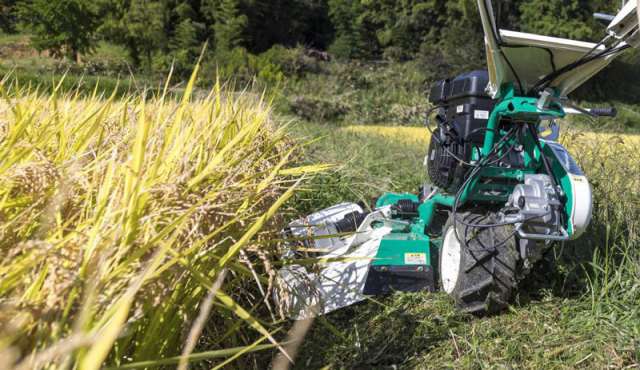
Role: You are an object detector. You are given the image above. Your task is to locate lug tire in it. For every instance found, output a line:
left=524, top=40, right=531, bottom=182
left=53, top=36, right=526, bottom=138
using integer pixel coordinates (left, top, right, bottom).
left=439, top=209, right=519, bottom=315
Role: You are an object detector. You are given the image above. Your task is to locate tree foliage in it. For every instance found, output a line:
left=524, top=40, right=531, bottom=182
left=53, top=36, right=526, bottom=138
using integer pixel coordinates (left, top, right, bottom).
left=16, top=0, right=99, bottom=62
left=208, top=0, right=248, bottom=51
left=0, top=0, right=18, bottom=33
left=519, top=0, right=603, bottom=40
left=3, top=0, right=632, bottom=86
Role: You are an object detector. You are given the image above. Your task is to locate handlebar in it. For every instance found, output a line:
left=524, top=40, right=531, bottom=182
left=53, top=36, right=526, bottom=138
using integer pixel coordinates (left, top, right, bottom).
left=589, top=107, right=617, bottom=117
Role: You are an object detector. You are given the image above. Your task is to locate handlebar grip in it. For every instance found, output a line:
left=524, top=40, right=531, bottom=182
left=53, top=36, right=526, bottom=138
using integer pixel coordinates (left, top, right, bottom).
left=590, top=107, right=617, bottom=117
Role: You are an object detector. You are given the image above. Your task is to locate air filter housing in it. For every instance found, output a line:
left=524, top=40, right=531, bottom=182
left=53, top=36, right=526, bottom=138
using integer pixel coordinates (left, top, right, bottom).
left=429, top=70, right=496, bottom=144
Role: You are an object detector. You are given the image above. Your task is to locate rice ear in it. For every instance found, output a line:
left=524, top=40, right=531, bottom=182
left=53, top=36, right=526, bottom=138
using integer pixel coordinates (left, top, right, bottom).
left=0, top=72, right=325, bottom=367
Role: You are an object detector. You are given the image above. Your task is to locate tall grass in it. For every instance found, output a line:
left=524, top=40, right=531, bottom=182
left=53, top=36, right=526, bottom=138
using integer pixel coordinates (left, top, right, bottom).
left=0, top=67, right=325, bottom=368
left=566, top=132, right=640, bottom=326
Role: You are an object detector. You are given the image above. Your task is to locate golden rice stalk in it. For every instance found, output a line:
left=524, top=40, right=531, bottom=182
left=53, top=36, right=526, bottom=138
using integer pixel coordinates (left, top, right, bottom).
left=0, top=65, right=325, bottom=368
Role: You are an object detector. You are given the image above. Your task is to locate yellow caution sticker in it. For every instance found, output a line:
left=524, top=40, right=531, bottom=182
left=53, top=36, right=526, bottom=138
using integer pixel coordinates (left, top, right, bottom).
left=404, top=253, right=427, bottom=265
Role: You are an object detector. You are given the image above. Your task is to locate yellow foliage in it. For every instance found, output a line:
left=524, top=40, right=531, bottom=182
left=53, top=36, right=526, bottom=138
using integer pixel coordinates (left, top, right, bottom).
left=0, top=71, right=322, bottom=367
left=340, top=125, right=640, bottom=150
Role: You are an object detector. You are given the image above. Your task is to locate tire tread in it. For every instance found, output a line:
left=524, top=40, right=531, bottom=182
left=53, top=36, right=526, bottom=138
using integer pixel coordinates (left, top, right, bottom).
left=439, top=209, right=519, bottom=315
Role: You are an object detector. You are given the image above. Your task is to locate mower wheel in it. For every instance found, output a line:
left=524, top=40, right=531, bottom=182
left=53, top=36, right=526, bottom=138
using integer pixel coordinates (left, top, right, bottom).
left=439, top=210, right=518, bottom=315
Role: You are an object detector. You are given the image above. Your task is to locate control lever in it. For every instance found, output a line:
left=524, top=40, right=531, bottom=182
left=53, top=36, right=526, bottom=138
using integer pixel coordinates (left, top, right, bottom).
left=589, top=106, right=617, bottom=117
left=537, top=89, right=616, bottom=119
left=594, top=12, right=615, bottom=27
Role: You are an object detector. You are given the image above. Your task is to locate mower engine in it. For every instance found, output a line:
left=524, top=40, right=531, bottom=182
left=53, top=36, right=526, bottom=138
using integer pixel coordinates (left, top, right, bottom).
left=427, top=70, right=522, bottom=194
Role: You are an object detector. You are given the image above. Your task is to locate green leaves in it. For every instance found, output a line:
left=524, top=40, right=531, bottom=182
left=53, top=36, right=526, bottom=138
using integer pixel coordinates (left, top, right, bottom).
left=16, top=0, right=99, bottom=62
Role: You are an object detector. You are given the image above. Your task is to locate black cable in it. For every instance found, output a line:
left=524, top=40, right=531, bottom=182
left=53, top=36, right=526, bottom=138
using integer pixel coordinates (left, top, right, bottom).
left=484, top=125, right=522, bottom=166
left=500, top=50, right=525, bottom=95
left=451, top=125, right=519, bottom=229
left=457, top=209, right=551, bottom=229
left=527, top=122, right=566, bottom=230
left=529, top=43, right=630, bottom=95
left=529, top=38, right=610, bottom=95
left=425, top=105, right=515, bottom=168
left=452, top=147, right=552, bottom=230
left=448, top=123, right=546, bottom=250
left=425, top=105, right=478, bottom=167
left=527, top=123, right=558, bottom=189
left=501, top=44, right=557, bottom=73
left=573, top=36, right=609, bottom=66
left=482, top=0, right=525, bottom=95
left=449, top=121, right=564, bottom=251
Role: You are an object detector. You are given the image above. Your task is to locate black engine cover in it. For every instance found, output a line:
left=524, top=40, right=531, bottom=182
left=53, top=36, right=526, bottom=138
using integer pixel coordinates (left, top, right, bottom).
left=426, top=126, right=470, bottom=194
left=429, top=70, right=496, bottom=144
left=426, top=70, right=497, bottom=194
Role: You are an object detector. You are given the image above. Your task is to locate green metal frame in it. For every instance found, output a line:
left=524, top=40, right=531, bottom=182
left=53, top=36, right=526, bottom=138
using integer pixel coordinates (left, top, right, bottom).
left=373, top=84, right=573, bottom=267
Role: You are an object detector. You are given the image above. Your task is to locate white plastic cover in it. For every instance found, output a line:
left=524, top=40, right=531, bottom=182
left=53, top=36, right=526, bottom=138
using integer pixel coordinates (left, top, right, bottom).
left=278, top=204, right=394, bottom=320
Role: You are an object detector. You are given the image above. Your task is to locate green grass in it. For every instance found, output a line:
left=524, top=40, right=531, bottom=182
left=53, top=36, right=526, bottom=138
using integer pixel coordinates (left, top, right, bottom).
left=285, top=120, right=427, bottom=214
left=0, top=33, right=151, bottom=99
left=277, top=119, right=640, bottom=368
left=0, top=33, right=31, bottom=44
left=276, top=59, right=434, bottom=127
left=292, top=290, right=639, bottom=368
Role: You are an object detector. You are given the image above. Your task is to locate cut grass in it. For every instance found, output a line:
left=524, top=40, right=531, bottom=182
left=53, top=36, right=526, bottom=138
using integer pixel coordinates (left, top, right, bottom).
left=282, top=119, right=640, bottom=368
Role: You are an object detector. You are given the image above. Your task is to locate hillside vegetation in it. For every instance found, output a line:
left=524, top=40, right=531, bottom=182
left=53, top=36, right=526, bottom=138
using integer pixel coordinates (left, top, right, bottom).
left=2, top=0, right=640, bottom=103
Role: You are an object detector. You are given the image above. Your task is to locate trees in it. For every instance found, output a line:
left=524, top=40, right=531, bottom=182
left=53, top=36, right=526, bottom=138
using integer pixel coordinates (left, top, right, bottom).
left=16, top=0, right=99, bottom=62
left=326, top=0, right=481, bottom=65
left=210, top=0, right=248, bottom=51
left=327, top=0, right=371, bottom=59
left=10, top=0, right=624, bottom=80
left=98, top=0, right=168, bottom=71
left=0, top=0, right=18, bottom=33
left=124, top=0, right=167, bottom=71
left=519, top=0, right=602, bottom=41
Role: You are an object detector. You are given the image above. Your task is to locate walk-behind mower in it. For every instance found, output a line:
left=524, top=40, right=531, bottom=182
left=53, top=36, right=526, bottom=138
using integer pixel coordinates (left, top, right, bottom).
left=278, top=1, right=640, bottom=318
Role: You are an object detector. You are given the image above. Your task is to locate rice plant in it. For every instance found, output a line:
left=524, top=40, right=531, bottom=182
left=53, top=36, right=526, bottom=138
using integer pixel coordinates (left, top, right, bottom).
left=0, top=66, right=327, bottom=368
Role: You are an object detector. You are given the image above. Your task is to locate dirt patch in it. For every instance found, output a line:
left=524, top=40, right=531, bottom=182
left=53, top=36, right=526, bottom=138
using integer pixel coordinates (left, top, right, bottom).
left=0, top=41, right=40, bottom=59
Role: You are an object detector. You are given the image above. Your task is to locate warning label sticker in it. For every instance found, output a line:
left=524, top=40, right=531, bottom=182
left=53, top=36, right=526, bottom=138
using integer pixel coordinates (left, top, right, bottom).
left=474, top=110, right=490, bottom=119
left=404, top=253, right=427, bottom=265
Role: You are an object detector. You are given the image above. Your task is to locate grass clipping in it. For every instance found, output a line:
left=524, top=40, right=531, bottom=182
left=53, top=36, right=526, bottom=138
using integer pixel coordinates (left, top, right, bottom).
left=0, top=69, right=323, bottom=368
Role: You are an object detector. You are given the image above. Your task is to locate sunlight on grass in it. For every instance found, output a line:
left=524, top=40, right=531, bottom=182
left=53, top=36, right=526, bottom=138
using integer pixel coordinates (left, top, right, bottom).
left=0, top=67, right=326, bottom=368
left=341, top=124, right=640, bottom=148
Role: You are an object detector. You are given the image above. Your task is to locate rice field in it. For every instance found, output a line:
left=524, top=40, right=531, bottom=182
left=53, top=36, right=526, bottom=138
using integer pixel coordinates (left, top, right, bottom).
left=0, top=68, right=328, bottom=368
left=341, top=124, right=640, bottom=149
left=1, top=61, right=639, bottom=368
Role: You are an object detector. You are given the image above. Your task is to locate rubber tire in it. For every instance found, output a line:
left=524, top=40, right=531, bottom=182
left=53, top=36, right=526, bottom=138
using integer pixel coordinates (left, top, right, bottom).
left=439, top=209, right=519, bottom=315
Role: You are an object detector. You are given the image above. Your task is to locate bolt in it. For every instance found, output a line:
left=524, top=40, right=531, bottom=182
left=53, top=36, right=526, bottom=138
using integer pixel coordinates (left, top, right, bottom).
left=518, top=196, right=526, bottom=208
